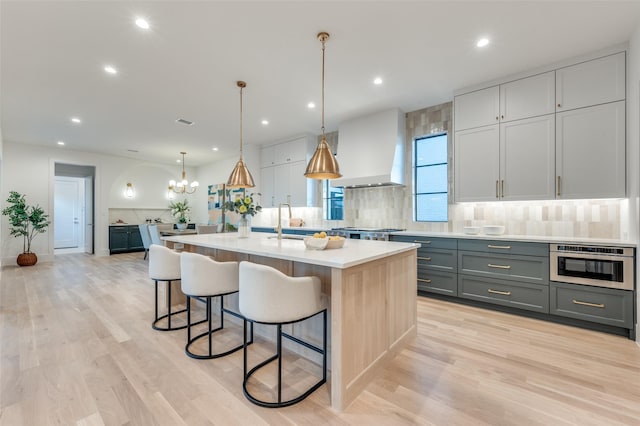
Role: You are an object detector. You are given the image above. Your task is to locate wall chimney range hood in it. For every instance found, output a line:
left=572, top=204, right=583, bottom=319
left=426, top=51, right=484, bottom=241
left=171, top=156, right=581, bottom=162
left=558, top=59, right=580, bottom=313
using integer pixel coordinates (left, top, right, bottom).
left=331, top=108, right=405, bottom=188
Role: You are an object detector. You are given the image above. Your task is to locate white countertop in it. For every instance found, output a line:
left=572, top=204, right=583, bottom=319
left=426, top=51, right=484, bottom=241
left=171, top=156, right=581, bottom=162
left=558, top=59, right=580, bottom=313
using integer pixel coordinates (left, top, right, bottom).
left=390, top=231, right=637, bottom=247
left=162, top=232, right=419, bottom=269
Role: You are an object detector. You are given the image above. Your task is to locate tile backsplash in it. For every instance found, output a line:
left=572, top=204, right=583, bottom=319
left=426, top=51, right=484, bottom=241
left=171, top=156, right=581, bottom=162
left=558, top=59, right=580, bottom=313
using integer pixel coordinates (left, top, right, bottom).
left=342, top=184, right=627, bottom=239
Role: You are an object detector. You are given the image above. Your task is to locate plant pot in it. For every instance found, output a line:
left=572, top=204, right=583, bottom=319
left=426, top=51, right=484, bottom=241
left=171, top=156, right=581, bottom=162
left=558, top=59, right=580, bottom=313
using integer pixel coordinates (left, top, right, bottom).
left=17, top=252, right=37, bottom=267
left=176, top=223, right=187, bottom=230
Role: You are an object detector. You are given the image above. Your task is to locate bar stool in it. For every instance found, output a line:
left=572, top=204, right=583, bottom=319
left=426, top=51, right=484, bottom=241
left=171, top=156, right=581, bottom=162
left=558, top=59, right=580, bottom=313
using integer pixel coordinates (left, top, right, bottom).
left=149, top=244, right=187, bottom=331
left=180, top=252, right=252, bottom=359
left=238, top=261, right=327, bottom=408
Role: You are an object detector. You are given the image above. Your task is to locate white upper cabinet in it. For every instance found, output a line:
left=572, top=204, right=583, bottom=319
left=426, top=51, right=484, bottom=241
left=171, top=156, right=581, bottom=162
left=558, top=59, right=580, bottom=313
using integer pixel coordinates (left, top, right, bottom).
left=454, top=86, right=499, bottom=131
left=556, top=101, right=625, bottom=199
left=499, top=71, right=555, bottom=122
left=259, top=134, right=320, bottom=207
left=454, top=125, right=500, bottom=202
left=260, top=145, right=275, bottom=168
left=556, top=52, right=625, bottom=112
left=500, top=114, right=555, bottom=201
left=274, top=137, right=306, bottom=163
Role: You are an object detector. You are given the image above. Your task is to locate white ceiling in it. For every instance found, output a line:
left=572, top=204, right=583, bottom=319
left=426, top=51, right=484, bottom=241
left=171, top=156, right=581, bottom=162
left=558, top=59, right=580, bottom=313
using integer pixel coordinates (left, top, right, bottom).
left=2, top=1, right=640, bottom=167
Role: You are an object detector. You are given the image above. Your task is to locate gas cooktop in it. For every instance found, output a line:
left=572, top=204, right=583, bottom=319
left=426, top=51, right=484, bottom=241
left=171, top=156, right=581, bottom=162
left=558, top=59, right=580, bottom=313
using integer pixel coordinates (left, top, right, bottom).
left=332, top=227, right=404, bottom=232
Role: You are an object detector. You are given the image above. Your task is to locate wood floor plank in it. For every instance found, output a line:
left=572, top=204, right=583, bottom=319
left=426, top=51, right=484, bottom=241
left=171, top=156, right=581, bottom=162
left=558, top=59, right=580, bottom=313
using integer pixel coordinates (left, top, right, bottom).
left=1, top=252, right=639, bottom=425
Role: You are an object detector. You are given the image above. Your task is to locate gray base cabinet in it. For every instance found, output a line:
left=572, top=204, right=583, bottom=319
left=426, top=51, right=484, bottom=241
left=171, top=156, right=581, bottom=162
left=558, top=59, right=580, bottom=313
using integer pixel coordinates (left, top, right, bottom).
left=459, top=275, right=549, bottom=313
left=109, top=225, right=144, bottom=255
left=550, top=282, right=634, bottom=329
left=391, top=233, right=635, bottom=338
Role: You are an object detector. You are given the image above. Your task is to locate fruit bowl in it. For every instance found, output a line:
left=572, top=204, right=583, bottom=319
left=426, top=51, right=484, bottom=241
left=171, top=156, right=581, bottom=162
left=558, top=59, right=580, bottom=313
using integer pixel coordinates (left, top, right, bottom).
left=483, top=225, right=505, bottom=235
left=303, top=236, right=345, bottom=250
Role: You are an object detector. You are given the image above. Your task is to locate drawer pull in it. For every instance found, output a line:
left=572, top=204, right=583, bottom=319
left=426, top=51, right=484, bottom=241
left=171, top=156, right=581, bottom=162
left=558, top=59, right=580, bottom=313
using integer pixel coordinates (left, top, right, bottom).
left=418, top=257, right=432, bottom=261
left=487, top=244, right=511, bottom=249
left=488, top=289, right=511, bottom=296
left=488, top=263, right=511, bottom=270
left=572, top=299, right=605, bottom=309
left=414, top=240, right=431, bottom=244
left=417, top=278, right=432, bottom=283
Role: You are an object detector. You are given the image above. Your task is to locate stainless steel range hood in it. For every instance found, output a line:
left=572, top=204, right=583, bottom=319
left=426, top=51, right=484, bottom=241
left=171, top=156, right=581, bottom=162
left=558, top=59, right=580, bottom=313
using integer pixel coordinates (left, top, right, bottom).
left=330, top=108, right=405, bottom=188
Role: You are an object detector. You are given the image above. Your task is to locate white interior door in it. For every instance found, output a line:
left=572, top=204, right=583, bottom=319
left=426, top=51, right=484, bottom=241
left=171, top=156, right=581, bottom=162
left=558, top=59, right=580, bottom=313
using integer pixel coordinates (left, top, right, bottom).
left=54, top=177, right=84, bottom=249
left=84, top=176, right=93, bottom=253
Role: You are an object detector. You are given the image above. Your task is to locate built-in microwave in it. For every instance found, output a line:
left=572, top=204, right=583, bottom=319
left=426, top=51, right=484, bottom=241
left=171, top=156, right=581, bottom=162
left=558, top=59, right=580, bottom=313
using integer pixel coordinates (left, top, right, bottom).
left=549, top=244, right=635, bottom=290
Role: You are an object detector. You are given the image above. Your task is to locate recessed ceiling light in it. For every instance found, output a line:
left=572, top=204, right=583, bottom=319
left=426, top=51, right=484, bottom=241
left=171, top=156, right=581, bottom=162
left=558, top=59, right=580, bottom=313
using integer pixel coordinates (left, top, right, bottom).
left=176, top=159, right=181, bottom=163
left=212, top=147, right=219, bottom=151
left=476, top=38, right=490, bottom=48
left=373, top=77, right=383, bottom=85
left=176, top=118, right=194, bottom=126
left=135, top=18, right=150, bottom=29
left=71, top=117, right=81, bottom=123
left=104, top=65, right=117, bottom=74
left=307, top=102, right=316, bottom=109
left=261, top=120, right=269, bottom=125
left=57, top=141, right=65, bottom=146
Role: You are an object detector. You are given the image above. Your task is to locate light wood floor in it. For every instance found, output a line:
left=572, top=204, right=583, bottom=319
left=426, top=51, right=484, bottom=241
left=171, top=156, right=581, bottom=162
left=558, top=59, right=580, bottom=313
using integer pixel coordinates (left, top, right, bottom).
left=1, top=252, right=639, bottom=425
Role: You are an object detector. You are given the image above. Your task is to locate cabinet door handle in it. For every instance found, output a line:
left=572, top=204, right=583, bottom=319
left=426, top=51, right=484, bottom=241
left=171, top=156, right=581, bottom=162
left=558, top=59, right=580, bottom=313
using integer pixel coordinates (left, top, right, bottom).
left=487, top=244, right=511, bottom=249
left=495, top=116, right=499, bottom=121
left=414, top=240, right=431, bottom=244
left=418, top=257, right=432, bottom=261
left=488, top=289, right=511, bottom=296
left=488, top=263, right=511, bottom=270
left=417, top=278, right=432, bottom=283
left=557, top=176, right=561, bottom=196
left=501, top=180, right=504, bottom=198
left=496, top=180, right=499, bottom=198
left=572, top=299, right=605, bottom=309
left=557, top=103, right=561, bottom=108
left=501, top=115, right=504, bottom=119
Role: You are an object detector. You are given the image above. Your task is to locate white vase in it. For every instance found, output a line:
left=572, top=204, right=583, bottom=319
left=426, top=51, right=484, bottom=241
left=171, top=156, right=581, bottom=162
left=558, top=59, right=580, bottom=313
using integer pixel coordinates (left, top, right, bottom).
left=238, top=216, right=250, bottom=238
left=176, top=223, right=187, bottom=230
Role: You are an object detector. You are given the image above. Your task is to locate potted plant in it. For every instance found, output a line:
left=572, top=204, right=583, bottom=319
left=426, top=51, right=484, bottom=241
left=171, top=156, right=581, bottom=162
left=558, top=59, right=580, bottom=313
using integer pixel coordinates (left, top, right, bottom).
left=169, top=199, right=190, bottom=230
left=1, top=191, right=50, bottom=266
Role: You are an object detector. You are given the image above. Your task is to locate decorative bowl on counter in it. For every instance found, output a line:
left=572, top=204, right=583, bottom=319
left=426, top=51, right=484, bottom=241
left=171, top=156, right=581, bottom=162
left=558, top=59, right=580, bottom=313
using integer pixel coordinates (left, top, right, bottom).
left=463, top=226, right=480, bottom=235
left=483, top=225, right=505, bottom=235
left=303, top=236, right=345, bottom=250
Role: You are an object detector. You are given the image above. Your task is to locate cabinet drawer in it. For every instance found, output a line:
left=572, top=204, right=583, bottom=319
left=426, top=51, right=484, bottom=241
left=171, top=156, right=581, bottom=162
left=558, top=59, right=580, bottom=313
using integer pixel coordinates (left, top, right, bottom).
left=458, top=275, right=549, bottom=313
left=550, top=282, right=634, bottom=329
left=417, top=249, right=457, bottom=272
left=417, top=270, right=457, bottom=296
left=390, top=235, right=456, bottom=250
left=459, top=251, right=548, bottom=284
left=458, top=239, right=548, bottom=256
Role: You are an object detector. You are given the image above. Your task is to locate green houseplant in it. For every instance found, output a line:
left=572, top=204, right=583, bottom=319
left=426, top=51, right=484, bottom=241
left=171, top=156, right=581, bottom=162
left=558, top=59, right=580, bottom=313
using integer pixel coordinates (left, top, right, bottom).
left=169, top=199, right=191, bottom=229
left=1, top=191, right=50, bottom=266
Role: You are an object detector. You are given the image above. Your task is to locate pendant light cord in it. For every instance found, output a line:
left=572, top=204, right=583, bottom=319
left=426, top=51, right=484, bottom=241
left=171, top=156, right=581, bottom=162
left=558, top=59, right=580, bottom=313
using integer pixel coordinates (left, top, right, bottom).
left=239, top=84, right=244, bottom=159
left=321, top=36, right=326, bottom=139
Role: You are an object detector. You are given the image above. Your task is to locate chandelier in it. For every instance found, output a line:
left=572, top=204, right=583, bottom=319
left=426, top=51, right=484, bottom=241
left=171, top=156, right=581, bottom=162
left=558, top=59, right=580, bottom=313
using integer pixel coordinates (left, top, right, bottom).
left=168, top=151, right=199, bottom=195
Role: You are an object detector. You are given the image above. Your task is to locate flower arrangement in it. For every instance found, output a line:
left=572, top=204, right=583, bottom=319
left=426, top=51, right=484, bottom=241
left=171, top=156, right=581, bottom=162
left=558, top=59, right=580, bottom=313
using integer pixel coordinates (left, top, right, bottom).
left=168, top=199, right=191, bottom=224
left=224, top=192, right=262, bottom=218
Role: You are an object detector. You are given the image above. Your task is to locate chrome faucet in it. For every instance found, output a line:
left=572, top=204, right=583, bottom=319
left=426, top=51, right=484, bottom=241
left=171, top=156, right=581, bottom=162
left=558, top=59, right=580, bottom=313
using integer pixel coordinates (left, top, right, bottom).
left=276, top=203, right=292, bottom=240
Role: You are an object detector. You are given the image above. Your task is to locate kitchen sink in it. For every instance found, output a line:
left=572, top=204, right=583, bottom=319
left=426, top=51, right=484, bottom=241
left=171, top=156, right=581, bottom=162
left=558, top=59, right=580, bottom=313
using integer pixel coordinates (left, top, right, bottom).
left=266, top=234, right=305, bottom=240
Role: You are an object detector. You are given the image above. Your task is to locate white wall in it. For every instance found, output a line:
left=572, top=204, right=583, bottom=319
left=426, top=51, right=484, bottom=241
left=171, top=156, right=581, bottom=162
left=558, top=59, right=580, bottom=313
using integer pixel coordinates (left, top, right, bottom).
left=628, top=23, right=640, bottom=343
left=1, top=142, right=196, bottom=262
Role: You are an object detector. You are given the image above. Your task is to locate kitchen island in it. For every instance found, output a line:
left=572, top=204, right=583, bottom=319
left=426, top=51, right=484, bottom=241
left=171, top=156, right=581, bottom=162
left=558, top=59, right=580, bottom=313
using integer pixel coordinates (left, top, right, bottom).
left=162, top=232, right=419, bottom=411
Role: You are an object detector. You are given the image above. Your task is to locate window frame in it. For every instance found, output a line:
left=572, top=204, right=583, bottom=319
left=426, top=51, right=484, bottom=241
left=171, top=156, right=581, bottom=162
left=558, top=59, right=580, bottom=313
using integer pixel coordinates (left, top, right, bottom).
left=414, top=132, right=449, bottom=222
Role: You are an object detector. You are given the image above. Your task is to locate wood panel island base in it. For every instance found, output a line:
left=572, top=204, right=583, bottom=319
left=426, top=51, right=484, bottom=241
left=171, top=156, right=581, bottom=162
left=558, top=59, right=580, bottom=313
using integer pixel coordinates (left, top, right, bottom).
left=163, top=232, right=418, bottom=411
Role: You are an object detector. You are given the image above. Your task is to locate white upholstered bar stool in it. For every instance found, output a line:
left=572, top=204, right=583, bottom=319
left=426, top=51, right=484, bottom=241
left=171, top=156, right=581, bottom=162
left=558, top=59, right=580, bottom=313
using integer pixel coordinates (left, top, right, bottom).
left=180, top=252, right=252, bottom=359
left=149, top=244, right=187, bottom=331
left=238, top=261, right=327, bottom=408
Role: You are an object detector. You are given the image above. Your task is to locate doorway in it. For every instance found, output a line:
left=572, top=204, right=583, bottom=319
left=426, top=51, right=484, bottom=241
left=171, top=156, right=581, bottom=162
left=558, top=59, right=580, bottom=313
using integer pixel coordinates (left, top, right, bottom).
left=54, top=163, right=95, bottom=255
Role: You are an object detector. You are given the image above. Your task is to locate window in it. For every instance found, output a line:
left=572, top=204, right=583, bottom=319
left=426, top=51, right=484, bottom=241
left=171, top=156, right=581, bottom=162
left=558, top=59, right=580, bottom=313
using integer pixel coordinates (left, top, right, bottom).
left=414, top=133, right=448, bottom=222
left=324, top=180, right=343, bottom=220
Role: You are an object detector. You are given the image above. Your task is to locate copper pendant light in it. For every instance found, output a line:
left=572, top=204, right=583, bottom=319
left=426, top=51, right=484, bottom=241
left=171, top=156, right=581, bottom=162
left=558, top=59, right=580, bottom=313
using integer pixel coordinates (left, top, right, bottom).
left=227, top=81, right=255, bottom=188
left=305, top=32, right=341, bottom=179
